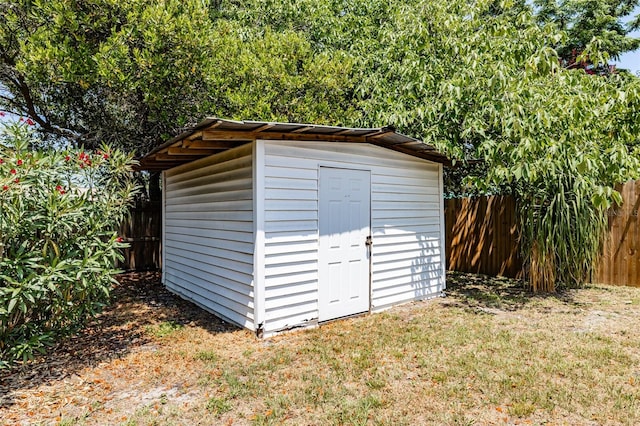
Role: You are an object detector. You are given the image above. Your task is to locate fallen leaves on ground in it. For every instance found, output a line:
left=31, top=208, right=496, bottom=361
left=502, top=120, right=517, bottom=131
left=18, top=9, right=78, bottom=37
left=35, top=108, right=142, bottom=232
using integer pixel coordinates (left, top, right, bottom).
left=1, top=272, right=639, bottom=425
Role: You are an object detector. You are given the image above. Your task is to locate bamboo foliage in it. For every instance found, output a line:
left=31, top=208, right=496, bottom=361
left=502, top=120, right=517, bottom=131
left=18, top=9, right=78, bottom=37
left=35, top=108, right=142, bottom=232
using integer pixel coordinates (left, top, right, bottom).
left=518, top=172, right=611, bottom=292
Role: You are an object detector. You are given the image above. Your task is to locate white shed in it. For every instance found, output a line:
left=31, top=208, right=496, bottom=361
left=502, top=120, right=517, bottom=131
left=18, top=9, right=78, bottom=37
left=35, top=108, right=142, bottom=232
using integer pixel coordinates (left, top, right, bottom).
left=139, top=118, right=449, bottom=337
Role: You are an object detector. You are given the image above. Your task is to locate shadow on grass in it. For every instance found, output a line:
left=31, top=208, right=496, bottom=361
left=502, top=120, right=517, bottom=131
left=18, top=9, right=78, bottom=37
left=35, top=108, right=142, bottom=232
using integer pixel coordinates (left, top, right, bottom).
left=0, top=272, right=239, bottom=409
left=444, top=271, right=581, bottom=313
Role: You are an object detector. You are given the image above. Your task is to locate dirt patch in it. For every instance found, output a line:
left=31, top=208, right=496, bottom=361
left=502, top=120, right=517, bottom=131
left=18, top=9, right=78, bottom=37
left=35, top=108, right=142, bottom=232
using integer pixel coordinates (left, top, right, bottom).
left=0, top=272, right=238, bottom=425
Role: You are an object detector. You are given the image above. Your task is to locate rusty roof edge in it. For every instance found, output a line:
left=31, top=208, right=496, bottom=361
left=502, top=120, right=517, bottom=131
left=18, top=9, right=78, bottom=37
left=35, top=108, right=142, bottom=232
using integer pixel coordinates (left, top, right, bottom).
left=138, top=117, right=223, bottom=160
left=138, top=118, right=449, bottom=164
left=243, top=120, right=392, bottom=134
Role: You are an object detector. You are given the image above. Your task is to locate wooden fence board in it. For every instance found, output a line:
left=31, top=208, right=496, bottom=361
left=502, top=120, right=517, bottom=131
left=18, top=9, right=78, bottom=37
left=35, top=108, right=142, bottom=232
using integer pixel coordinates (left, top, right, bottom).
left=594, top=181, right=640, bottom=287
left=118, top=201, right=162, bottom=271
left=120, top=181, right=640, bottom=283
left=445, top=181, right=640, bottom=287
left=445, top=196, right=522, bottom=278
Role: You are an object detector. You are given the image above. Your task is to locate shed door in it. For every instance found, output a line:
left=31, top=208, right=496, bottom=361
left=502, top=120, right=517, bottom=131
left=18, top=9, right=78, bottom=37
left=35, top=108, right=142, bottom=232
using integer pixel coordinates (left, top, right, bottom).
left=319, top=167, right=371, bottom=321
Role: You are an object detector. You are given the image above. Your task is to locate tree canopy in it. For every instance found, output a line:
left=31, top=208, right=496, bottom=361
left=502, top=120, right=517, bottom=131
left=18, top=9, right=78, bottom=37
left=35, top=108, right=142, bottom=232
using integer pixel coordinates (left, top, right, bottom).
left=0, top=0, right=357, bottom=154
left=1, top=0, right=640, bottom=290
left=1, top=0, right=639, bottom=152
left=534, top=0, right=640, bottom=67
left=356, top=0, right=640, bottom=290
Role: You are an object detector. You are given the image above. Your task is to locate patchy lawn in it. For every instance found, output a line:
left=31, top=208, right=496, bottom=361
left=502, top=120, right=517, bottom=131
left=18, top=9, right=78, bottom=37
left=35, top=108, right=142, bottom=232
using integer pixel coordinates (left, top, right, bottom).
left=2, top=272, right=640, bottom=425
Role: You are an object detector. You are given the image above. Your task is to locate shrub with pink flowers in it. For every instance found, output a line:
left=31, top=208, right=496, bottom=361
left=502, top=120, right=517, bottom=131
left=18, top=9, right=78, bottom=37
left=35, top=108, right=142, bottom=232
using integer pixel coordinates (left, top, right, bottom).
left=0, top=121, right=137, bottom=367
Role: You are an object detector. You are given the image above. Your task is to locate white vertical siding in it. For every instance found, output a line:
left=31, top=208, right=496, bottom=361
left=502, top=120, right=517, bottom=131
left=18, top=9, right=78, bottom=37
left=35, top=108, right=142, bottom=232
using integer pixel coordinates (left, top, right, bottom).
left=163, top=144, right=255, bottom=330
left=261, top=140, right=444, bottom=335
left=262, top=142, right=320, bottom=335
left=253, top=140, right=266, bottom=334
left=161, top=171, right=167, bottom=285
left=370, top=156, right=443, bottom=310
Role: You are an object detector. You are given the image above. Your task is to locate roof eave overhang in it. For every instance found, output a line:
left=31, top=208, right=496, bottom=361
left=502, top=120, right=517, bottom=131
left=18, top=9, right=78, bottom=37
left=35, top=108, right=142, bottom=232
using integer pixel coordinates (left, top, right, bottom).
left=137, top=118, right=450, bottom=171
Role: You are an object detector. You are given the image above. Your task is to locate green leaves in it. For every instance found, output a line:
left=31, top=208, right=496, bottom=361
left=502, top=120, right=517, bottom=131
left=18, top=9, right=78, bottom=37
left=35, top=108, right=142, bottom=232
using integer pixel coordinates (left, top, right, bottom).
left=0, top=122, right=137, bottom=367
left=1, top=0, right=638, bottom=294
left=0, top=0, right=361, bottom=154
left=356, top=0, right=640, bottom=291
left=533, top=0, right=640, bottom=64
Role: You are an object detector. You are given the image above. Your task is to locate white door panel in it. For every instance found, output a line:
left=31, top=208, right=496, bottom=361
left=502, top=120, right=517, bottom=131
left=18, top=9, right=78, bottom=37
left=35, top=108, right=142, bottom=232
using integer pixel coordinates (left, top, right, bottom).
left=319, top=167, right=370, bottom=321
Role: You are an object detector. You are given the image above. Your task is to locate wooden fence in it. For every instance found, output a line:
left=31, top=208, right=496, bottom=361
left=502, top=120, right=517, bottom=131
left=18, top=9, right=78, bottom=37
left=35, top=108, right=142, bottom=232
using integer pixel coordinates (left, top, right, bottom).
left=118, top=201, right=162, bottom=271
left=119, top=182, right=640, bottom=283
left=445, top=196, right=522, bottom=278
left=445, top=180, right=640, bottom=287
left=594, top=181, right=640, bottom=286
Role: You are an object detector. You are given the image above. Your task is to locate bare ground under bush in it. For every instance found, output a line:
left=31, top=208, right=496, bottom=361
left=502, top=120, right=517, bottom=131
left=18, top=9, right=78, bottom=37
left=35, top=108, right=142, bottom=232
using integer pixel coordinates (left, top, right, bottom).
left=1, top=272, right=640, bottom=425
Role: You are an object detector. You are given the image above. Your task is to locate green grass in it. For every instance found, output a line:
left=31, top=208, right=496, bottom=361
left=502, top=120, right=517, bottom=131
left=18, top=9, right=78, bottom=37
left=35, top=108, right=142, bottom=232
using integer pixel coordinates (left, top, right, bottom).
left=192, top=349, right=218, bottom=363
left=205, top=397, right=231, bottom=416
left=145, top=320, right=184, bottom=338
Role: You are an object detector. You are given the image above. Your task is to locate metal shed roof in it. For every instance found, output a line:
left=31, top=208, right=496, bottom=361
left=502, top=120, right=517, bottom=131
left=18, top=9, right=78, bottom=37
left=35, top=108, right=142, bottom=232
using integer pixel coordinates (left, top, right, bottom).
left=138, top=118, right=449, bottom=170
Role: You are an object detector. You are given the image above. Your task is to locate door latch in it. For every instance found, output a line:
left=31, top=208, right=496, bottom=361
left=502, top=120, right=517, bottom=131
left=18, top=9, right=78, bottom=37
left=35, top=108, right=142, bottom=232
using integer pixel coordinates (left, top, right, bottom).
left=365, top=236, right=372, bottom=256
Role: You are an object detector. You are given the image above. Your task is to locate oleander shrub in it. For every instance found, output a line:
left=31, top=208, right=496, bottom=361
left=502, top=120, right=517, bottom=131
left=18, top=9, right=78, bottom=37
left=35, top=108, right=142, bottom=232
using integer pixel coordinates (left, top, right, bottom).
left=0, top=121, right=137, bottom=367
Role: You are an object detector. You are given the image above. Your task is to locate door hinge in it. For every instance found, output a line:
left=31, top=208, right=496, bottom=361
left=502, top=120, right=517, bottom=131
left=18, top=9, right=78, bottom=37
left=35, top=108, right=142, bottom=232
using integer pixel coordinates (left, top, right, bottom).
left=365, top=236, right=372, bottom=256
